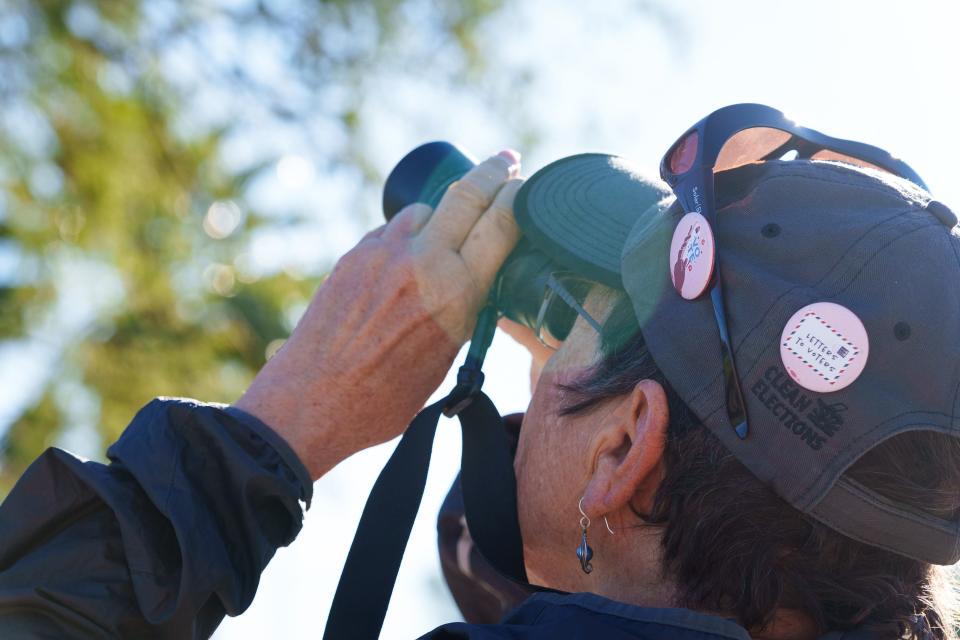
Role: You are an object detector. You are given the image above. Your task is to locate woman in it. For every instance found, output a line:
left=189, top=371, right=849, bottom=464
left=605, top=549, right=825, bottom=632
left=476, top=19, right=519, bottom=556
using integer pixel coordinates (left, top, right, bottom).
left=1, top=147, right=957, bottom=639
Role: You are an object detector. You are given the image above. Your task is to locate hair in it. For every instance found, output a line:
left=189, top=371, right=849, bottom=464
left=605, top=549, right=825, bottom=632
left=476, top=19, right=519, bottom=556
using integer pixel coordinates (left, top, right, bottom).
left=560, top=292, right=960, bottom=639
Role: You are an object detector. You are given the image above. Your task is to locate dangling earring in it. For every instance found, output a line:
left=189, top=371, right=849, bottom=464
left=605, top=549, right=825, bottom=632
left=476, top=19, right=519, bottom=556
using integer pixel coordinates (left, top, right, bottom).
left=576, top=497, right=594, bottom=574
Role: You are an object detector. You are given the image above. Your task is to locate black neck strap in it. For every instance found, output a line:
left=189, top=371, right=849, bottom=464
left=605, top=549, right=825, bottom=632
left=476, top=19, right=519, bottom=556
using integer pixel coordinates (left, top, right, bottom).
left=322, top=383, right=528, bottom=640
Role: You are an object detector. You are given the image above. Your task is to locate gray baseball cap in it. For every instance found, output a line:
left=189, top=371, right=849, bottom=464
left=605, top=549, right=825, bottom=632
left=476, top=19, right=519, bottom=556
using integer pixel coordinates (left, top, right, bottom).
left=515, top=153, right=960, bottom=565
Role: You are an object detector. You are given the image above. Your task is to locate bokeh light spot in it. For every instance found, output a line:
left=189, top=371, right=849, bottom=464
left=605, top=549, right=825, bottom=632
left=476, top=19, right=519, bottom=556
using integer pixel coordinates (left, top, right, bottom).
left=203, top=262, right=237, bottom=297
left=203, top=200, right=243, bottom=239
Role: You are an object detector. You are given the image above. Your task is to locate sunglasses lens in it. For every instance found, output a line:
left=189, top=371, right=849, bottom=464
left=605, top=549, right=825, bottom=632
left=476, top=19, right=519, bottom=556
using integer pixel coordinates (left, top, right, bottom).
left=717, top=129, right=894, bottom=175
left=668, top=131, right=699, bottom=175
left=716, top=127, right=793, bottom=172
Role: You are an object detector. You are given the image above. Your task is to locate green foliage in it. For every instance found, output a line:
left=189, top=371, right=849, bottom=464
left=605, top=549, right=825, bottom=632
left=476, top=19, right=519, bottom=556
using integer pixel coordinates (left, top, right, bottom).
left=0, top=0, right=510, bottom=492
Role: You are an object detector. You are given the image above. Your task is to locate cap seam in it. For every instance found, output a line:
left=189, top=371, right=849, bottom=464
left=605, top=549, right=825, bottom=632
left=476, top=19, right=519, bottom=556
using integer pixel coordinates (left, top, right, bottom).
left=837, top=477, right=959, bottom=533
left=738, top=214, right=939, bottom=393
left=797, top=412, right=958, bottom=508
left=701, top=162, right=932, bottom=392
left=734, top=204, right=926, bottom=376
left=812, top=476, right=960, bottom=564
left=944, top=224, right=960, bottom=429
left=810, top=500, right=954, bottom=565
left=685, top=203, right=926, bottom=410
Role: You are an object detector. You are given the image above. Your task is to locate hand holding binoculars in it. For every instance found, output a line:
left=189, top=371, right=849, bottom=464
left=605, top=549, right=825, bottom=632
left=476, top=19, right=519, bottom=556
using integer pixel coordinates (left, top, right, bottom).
left=383, top=142, right=562, bottom=414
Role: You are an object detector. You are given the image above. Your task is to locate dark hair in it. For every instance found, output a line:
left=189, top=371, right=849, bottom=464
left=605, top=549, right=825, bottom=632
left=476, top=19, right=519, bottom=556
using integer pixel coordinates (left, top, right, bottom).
left=561, top=293, right=960, bottom=639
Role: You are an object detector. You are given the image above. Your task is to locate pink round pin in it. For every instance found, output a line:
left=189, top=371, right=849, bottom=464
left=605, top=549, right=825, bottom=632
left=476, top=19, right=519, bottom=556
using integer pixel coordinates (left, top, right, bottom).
left=779, top=302, right=870, bottom=393
left=669, top=212, right=715, bottom=299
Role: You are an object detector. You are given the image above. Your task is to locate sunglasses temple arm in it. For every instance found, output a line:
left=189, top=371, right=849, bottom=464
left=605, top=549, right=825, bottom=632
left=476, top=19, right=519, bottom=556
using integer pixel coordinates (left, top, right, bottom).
left=760, top=136, right=817, bottom=161
left=710, top=280, right=750, bottom=439
left=548, top=276, right=604, bottom=335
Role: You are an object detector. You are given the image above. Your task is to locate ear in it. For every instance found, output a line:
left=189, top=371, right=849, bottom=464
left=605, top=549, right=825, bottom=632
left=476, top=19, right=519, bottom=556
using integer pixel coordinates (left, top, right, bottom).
left=581, top=379, right=669, bottom=522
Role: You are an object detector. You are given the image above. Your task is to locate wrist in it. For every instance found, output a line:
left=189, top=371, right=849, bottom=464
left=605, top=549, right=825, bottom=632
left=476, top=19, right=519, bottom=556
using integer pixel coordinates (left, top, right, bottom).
left=233, top=374, right=346, bottom=481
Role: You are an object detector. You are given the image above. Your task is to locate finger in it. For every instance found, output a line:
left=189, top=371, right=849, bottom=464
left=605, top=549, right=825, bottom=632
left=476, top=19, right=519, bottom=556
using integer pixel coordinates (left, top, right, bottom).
left=360, top=223, right=387, bottom=242
left=498, top=317, right=554, bottom=356
left=459, top=177, right=523, bottom=290
left=421, top=150, right=521, bottom=248
left=383, top=202, right=433, bottom=240
left=497, top=317, right=539, bottom=350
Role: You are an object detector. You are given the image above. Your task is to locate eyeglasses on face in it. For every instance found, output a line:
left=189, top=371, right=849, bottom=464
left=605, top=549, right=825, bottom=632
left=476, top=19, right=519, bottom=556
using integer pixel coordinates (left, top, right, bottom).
left=534, top=272, right=604, bottom=351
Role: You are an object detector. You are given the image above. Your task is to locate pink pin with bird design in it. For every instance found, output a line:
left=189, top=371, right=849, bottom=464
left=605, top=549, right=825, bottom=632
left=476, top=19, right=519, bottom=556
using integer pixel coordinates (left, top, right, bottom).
left=669, top=212, right=715, bottom=299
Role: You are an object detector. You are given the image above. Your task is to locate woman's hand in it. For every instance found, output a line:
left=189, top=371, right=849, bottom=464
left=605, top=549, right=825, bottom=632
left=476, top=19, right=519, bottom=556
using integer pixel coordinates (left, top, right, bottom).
left=234, top=151, right=524, bottom=480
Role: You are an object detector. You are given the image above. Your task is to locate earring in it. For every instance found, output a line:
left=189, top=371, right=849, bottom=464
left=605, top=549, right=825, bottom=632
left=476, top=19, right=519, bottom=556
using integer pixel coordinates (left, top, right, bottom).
left=576, top=497, right=594, bottom=574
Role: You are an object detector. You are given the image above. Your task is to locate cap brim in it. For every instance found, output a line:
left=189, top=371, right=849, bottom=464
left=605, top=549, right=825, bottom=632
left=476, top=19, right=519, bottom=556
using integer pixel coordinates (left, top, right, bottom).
left=514, top=153, right=671, bottom=289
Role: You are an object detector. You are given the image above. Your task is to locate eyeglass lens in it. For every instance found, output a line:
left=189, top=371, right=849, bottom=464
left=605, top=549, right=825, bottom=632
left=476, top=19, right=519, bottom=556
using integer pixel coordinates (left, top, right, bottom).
left=535, top=275, right=598, bottom=350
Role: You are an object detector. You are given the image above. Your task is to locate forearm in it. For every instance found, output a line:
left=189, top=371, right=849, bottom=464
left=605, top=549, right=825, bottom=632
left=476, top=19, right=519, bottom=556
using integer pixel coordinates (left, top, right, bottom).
left=0, top=398, right=311, bottom=639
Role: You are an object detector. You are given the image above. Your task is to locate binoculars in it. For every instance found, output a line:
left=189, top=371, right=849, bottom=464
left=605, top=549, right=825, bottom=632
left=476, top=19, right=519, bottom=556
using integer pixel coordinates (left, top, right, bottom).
left=383, top=141, right=568, bottom=343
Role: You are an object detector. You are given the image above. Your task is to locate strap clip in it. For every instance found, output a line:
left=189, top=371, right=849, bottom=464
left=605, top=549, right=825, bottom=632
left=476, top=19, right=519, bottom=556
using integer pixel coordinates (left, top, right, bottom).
left=442, top=301, right=497, bottom=417
left=442, top=364, right=485, bottom=417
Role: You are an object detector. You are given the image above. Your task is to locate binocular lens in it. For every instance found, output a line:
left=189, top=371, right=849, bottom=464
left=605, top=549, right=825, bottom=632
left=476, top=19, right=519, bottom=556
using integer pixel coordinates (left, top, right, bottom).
left=382, top=142, right=478, bottom=220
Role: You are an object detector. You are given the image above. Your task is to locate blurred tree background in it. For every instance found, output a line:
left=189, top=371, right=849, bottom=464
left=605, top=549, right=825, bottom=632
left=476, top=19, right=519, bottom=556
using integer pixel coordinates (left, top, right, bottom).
left=0, top=0, right=539, bottom=491
left=4, top=1, right=953, bottom=636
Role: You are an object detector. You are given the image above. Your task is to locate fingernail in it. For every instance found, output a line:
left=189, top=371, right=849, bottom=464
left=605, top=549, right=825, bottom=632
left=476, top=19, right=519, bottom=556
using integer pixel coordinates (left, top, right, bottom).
left=497, top=149, right=522, bottom=170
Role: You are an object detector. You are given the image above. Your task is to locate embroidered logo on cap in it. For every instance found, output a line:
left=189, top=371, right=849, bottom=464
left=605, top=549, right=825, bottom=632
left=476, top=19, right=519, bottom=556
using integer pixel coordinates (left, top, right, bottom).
left=670, top=212, right=715, bottom=299
left=780, top=302, right=869, bottom=393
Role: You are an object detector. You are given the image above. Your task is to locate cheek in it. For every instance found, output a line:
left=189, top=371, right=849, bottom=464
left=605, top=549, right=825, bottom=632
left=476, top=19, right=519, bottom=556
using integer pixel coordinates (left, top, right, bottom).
left=514, top=382, right=553, bottom=496
left=515, top=373, right=589, bottom=580
left=516, top=372, right=572, bottom=488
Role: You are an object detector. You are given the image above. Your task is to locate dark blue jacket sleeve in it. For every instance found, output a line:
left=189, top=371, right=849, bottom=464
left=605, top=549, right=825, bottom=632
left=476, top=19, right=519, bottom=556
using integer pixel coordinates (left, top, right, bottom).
left=0, top=397, right=313, bottom=639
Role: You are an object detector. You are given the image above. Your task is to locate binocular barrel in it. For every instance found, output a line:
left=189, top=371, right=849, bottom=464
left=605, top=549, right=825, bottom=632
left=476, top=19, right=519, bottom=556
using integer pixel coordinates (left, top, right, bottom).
left=382, top=142, right=478, bottom=221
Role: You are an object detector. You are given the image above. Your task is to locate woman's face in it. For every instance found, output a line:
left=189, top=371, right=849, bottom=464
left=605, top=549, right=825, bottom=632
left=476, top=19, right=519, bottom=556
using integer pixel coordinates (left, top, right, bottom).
left=512, top=288, right=620, bottom=589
